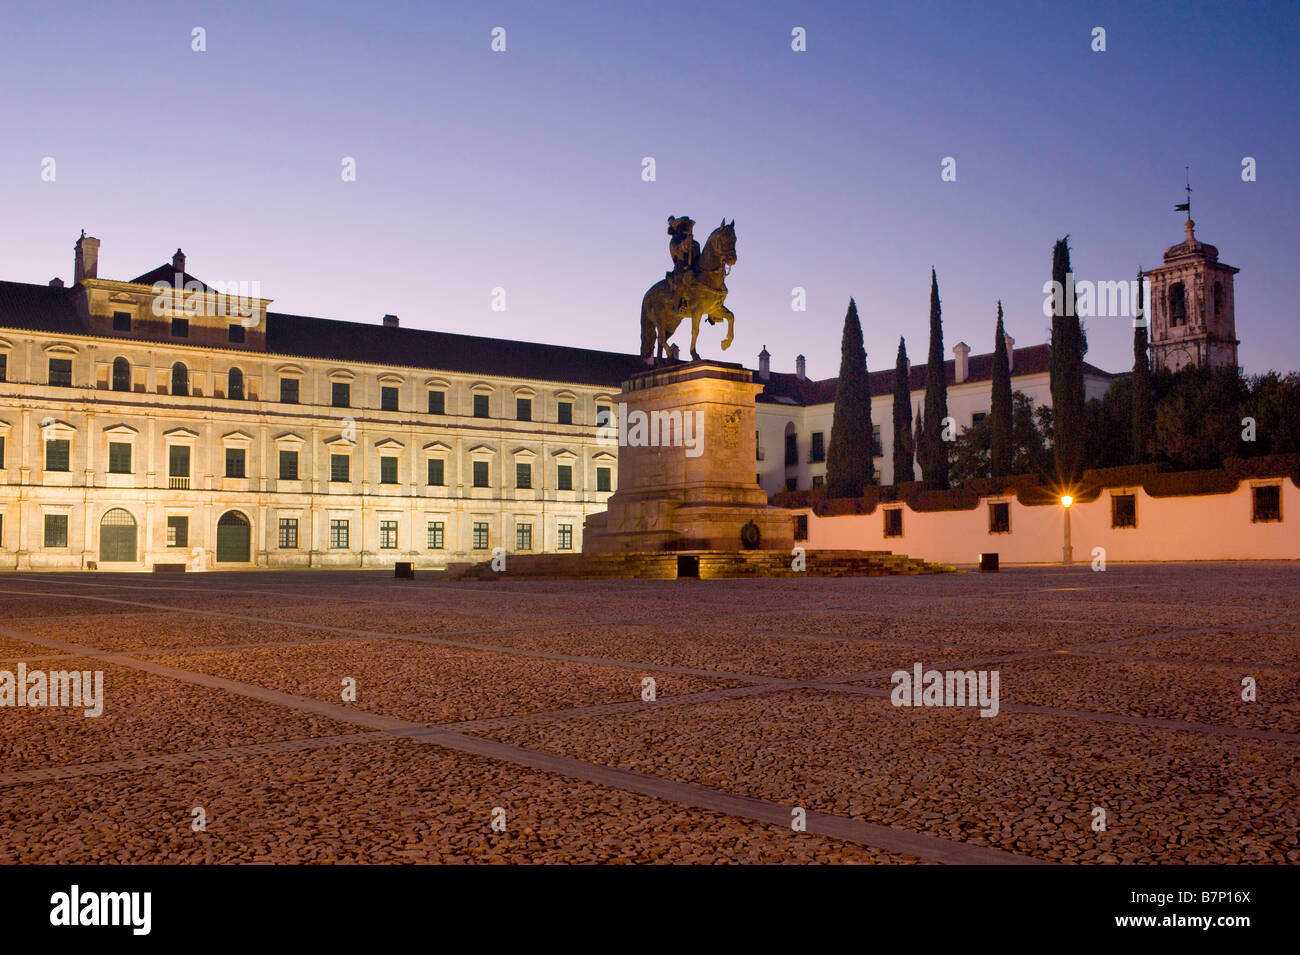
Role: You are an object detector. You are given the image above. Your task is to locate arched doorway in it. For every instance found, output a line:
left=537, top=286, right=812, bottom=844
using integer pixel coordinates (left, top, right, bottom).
left=216, top=510, right=251, bottom=562
left=99, top=508, right=137, bottom=563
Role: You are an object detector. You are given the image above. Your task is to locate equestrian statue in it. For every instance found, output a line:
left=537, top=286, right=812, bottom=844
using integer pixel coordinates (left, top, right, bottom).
left=640, top=216, right=736, bottom=364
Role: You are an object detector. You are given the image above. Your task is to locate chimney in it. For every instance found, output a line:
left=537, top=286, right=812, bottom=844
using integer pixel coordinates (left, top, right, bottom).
left=795, top=354, right=807, bottom=381
left=758, top=345, right=770, bottom=381
left=73, top=232, right=100, bottom=284
left=953, top=342, right=970, bottom=384
left=49, top=277, right=64, bottom=288
left=172, top=248, right=186, bottom=274
left=1003, top=333, right=1015, bottom=372
left=382, top=314, right=399, bottom=328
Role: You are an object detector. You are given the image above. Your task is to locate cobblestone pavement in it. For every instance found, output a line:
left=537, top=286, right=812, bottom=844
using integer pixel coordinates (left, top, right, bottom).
left=1, top=563, right=1296, bottom=864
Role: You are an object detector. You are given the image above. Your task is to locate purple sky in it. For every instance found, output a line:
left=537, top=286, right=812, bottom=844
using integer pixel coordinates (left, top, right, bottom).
left=2, top=0, right=1296, bottom=378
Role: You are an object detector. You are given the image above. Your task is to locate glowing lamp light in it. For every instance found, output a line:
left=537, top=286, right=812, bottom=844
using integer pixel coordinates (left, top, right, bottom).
left=1060, top=495, right=1074, bottom=508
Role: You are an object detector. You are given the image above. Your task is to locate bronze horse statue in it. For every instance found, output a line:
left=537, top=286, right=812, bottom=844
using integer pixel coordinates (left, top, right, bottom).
left=640, top=220, right=736, bottom=363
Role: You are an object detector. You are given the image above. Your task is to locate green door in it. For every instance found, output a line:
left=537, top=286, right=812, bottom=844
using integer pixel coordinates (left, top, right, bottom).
left=99, top=508, right=137, bottom=562
left=216, top=510, right=251, bottom=562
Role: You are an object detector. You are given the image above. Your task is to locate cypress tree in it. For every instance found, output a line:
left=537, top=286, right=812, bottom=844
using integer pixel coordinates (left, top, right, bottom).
left=892, top=337, right=914, bottom=484
left=1131, top=266, right=1154, bottom=463
left=922, top=268, right=949, bottom=486
left=1049, top=238, right=1088, bottom=482
left=990, top=302, right=1013, bottom=476
left=826, top=298, right=875, bottom=497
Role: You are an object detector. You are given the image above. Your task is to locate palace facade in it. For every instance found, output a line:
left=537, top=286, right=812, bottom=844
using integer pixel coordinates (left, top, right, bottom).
left=0, top=237, right=642, bottom=571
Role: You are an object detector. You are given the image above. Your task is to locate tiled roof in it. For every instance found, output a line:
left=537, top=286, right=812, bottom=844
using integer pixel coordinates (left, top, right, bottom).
left=757, top=344, right=1116, bottom=407
left=0, top=280, right=84, bottom=335
left=264, top=311, right=646, bottom=387
left=129, top=265, right=219, bottom=291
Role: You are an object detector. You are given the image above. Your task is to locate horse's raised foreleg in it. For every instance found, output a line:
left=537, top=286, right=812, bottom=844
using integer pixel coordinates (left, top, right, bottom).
left=716, top=304, right=735, bottom=350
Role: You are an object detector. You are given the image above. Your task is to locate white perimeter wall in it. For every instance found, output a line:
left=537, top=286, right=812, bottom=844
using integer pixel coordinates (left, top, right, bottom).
left=801, top=479, right=1300, bottom=564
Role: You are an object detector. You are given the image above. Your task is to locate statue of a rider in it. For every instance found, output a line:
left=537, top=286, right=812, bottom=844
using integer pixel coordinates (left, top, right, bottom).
left=665, top=215, right=698, bottom=312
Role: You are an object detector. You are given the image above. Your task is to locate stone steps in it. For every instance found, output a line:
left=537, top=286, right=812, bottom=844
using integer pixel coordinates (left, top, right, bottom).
left=443, top=549, right=953, bottom=581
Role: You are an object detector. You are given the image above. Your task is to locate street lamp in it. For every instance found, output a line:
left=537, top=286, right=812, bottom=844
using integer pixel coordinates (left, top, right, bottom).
left=1060, top=495, right=1073, bottom=564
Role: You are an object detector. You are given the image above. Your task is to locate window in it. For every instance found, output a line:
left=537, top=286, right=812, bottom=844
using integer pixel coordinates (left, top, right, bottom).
left=516, top=462, right=532, bottom=489
left=228, top=323, right=245, bottom=344
left=884, top=508, right=903, bottom=538
left=972, top=412, right=988, bottom=426
left=427, top=521, right=444, bottom=550
left=0, top=436, right=5, bottom=469
left=473, top=460, right=490, bottom=487
left=785, top=433, right=798, bottom=467
left=785, top=477, right=797, bottom=492
left=112, top=357, right=131, bottom=392
left=428, top=390, right=445, bottom=415
left=473, top=394, right=490, bottom=418
left=43, top=514, right=68, bottom=548
left=988, top=501, right=1010, bottom=534
left=516, top=397, right=532, bottom=421
left=329, top=519, right=350, bottom=548
left=794, top=514, right=809, bottom=541
left=557, top=401, right=573, bottom=425
left=427, top=459, right=445, bottom=486
left=1111, top=493, right=1137, bottom=529
left=871, top=424, right=883, bottom=457
left=166, top=516, right=188, bottom=547
left=596, top=405, right=612, bottom=428
left=472, top=522, right=490, bottom=550
left=810, top=432, right=825, bottom=463
left=596, top=467, right=611, bottom=492
left=332, top=382, right=350, bottom=407
left=171, top=317, right=189, bottom=338
left=811, top=475, right=824, bottom=489
left=1169, top=282, right=1187, bottom=327
left=280, top=377, right=299, bottom=404
left=108, top=442, right=132, bottom=474
left=558, top=524, right=573, bottom=551
left=278, top=518, right=298, bottom=549
left=171, top=362, right=189, bottom=396
left=0, top=354, right=6, bottom=381
left=225, top=447, right=246, bottom=479
left=112, top=311, right=131, bottom=332
left=168, top=445, right=190, bottom=478
left=330, top=453, right=350, bottom=483
left=380, top=456, right=399, bottom=484
left=279, top=450, right=299, bottom=481
left=1253, top=485, right=1282, bottom=523
left=228, top=367, right=244, bottom=400
left=379, top=520, right=398, bottom=549
left=1214, top=281, right=1224, bottom=319
left=557, top=464, right=573, bottom=491
left=381, top=386, right=399, bottom=412
left=49, top=358, right=72, bottom=387
left=45, top=439, right=70, bottom=472
left=516, top=523, right=532, bottom=551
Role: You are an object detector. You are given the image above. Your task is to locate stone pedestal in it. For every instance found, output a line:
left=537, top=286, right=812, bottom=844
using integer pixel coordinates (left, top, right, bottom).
left=583, top=361, right=795, bottom=554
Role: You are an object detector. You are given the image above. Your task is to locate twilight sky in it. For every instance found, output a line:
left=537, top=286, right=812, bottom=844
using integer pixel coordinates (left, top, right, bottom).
left=2, top=0, right=1296, bottom=378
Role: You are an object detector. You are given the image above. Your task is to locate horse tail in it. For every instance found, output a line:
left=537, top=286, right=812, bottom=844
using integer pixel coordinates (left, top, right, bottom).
left=640, top=294, right=655, bottom=361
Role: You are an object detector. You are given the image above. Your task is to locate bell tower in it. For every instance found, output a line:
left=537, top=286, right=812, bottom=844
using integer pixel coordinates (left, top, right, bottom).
left=1145, top=210, right=1240, bottom=373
